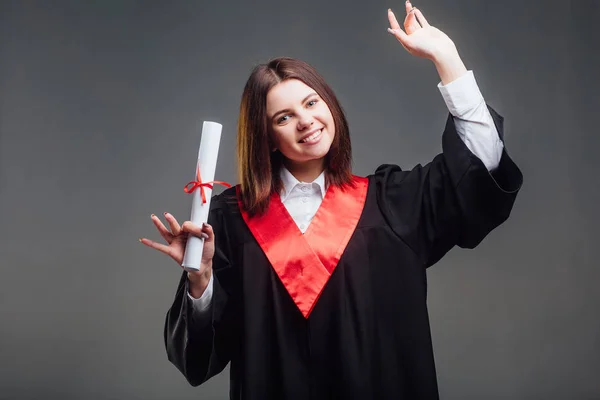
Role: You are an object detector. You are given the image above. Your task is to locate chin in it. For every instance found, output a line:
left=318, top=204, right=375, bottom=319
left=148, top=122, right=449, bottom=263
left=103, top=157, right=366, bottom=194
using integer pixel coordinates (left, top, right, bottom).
left=301, top=146, right=331, bottom=161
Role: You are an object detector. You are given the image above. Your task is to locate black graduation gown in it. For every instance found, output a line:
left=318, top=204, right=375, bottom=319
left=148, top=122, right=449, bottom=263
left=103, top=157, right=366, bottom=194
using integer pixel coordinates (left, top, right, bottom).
left=164, top=108, right=523, bottom=399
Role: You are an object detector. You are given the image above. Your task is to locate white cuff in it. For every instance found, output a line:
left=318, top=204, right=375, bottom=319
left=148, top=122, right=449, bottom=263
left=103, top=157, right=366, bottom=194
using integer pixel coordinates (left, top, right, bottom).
left=186, top=273, right=214, bottom=313
left=437, top=70, right=485, bottom=118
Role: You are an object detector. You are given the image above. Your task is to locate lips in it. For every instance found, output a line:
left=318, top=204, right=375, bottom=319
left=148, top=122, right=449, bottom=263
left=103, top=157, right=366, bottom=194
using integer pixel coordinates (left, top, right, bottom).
left=298, top=129, right=323, bottom=144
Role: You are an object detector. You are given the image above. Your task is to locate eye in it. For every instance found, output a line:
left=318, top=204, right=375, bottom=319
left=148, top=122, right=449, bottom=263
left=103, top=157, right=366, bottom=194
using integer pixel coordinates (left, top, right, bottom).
left=277, top=114, right=290, bottom=124
left=307, top=99, right=318, bottom=107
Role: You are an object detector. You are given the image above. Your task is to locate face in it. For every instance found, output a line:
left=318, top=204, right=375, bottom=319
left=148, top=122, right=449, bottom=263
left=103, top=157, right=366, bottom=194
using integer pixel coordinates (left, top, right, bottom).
left=266, top=79, right=335, bottom=168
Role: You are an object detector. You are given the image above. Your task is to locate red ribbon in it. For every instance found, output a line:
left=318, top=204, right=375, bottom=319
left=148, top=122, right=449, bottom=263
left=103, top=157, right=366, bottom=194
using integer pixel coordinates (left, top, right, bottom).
left=184, top=164, right=232, bottom=203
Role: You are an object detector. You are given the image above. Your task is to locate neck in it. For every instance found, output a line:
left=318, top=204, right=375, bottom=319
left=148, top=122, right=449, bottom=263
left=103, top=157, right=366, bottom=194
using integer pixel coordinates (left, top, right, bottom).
left=284, top=158, right=325, bottom=183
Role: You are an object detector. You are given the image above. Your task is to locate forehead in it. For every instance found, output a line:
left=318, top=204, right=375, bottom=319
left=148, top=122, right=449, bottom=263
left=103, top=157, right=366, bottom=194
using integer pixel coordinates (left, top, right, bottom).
left=266, top=79, right=316, bottom=114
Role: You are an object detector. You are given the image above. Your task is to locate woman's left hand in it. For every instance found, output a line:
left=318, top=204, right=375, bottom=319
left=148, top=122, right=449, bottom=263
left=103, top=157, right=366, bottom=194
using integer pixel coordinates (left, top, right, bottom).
left=387, top=1, right=456, bottom=62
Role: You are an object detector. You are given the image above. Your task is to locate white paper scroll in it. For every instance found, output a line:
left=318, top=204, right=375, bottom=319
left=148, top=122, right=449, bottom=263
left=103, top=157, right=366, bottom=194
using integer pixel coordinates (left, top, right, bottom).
left=182, top=121, right=223, bottom=272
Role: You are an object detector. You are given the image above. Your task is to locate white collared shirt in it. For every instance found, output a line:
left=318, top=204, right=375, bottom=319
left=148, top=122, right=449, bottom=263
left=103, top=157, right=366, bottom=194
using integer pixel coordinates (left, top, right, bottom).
left=187, top=70, right=504, bottom=312
left=279, top=167, right=327, bottom=234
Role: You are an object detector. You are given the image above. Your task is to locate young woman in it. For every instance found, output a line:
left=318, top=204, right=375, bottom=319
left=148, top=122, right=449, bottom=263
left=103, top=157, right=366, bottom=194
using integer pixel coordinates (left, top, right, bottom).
left=140, top=3, right=523, bottom=399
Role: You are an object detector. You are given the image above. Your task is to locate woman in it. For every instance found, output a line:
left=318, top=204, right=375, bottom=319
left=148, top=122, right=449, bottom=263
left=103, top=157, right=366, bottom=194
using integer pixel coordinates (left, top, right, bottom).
left=140, top=3, right=522, bottom=399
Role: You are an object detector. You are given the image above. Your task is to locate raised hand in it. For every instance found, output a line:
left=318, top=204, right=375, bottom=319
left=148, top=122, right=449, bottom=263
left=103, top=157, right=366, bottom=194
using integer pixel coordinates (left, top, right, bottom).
left=140, top=212, right=214, bottom=294
left=387, top=1, right=467, bottom=85
left=387, top=1, right=456, bottom=61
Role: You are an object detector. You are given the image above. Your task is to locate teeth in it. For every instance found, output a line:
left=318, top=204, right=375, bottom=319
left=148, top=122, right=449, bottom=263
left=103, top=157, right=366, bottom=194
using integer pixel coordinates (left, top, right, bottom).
left=301, top=130, right=321, bottom=143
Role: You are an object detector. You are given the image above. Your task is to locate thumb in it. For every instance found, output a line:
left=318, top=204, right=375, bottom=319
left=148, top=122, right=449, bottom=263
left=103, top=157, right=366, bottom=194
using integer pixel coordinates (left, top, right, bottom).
left=388, top=28, right=412, bottom=51
left=181, top=221, right=207, bottom=239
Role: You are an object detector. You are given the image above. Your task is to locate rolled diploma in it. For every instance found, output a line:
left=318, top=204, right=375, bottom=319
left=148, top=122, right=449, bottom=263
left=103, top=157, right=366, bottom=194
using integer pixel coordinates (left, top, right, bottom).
left=182, top=121, right=222, bottom=272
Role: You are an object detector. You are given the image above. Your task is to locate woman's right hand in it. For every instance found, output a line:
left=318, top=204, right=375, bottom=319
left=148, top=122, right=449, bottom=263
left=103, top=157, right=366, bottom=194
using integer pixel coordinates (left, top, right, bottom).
left=140, top=212, right=214, bottom=295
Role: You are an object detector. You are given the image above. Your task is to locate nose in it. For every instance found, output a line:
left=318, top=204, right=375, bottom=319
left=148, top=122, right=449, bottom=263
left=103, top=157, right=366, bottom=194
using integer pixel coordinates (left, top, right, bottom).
left=296, top=111, right=314, bottom=131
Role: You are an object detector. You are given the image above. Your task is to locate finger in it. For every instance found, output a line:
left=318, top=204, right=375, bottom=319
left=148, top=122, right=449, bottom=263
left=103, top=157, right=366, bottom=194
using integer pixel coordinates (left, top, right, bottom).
left=139, top=237, right=174, bottom=257
left=163, top=212, right=182, bottom=235
left=413, top=8, right=430, bottom=27
left=151, top=214, right=174, bottom=244
left=401, top=1, right=421, bottom=34
left=181, top=221, right=207, bottom=239
left=387, top=9, right=401, bottom=31
left=387, top=27, right=411, bottom=51
left=201, top=223, right=215, bottom=243
left=404, top=10, right=420, bottom=33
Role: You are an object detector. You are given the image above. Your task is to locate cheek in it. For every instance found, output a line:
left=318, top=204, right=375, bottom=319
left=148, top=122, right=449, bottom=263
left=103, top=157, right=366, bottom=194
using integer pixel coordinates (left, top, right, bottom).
left=272, top=127, right=295, bottom=149
left=324, top=112, right=335, bottom=138
left=320, top=106, right=335, bottom=131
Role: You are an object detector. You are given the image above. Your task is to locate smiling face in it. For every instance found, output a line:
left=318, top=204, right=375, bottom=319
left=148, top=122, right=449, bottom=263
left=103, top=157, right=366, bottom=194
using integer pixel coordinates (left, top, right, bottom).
left=266, top=79, right=335, bottom=173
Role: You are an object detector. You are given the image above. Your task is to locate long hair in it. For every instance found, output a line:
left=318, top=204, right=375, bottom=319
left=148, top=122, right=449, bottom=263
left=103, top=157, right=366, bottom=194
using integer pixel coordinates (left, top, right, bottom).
left=237, top=57, right=353, bottom=216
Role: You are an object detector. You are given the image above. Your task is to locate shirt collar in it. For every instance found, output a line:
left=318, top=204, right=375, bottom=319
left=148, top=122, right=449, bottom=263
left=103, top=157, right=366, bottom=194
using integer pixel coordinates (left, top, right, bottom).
left=279, top=166, right=327, bottom=202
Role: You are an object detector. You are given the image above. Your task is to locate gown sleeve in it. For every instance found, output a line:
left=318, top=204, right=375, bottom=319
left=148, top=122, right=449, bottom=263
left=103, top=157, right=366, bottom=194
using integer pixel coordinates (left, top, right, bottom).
left=374, top=106, right=523, bottom=268
left=163, top=194, right=241, bottom=386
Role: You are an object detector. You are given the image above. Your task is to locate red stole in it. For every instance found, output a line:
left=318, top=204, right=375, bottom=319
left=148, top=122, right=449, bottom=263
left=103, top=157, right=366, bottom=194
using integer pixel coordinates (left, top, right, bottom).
left=238, top=176, right=369, bottom=318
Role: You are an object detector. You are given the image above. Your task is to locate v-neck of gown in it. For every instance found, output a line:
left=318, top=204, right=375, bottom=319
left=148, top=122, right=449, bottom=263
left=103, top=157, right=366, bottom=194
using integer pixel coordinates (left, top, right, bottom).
left=238, top=176, right=369, bottom=318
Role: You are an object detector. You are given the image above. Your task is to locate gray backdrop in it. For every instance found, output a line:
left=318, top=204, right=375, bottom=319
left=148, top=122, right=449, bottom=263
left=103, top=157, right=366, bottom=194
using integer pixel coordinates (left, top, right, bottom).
left=1, top=0, right=598, bottom=399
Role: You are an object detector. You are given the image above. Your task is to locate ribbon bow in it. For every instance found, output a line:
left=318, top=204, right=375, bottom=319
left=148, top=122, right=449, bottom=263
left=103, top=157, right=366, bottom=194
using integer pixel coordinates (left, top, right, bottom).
left=184, top=164, right=232, bottom=203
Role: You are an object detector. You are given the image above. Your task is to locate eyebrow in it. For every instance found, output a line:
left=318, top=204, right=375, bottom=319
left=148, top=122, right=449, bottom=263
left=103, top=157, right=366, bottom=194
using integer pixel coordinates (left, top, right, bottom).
left=270, top=92, right=318, bottom=120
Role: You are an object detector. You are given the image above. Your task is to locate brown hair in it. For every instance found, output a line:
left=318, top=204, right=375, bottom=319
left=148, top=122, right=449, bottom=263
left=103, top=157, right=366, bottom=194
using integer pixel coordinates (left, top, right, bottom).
left=236, top=57, right=353, bottom=216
